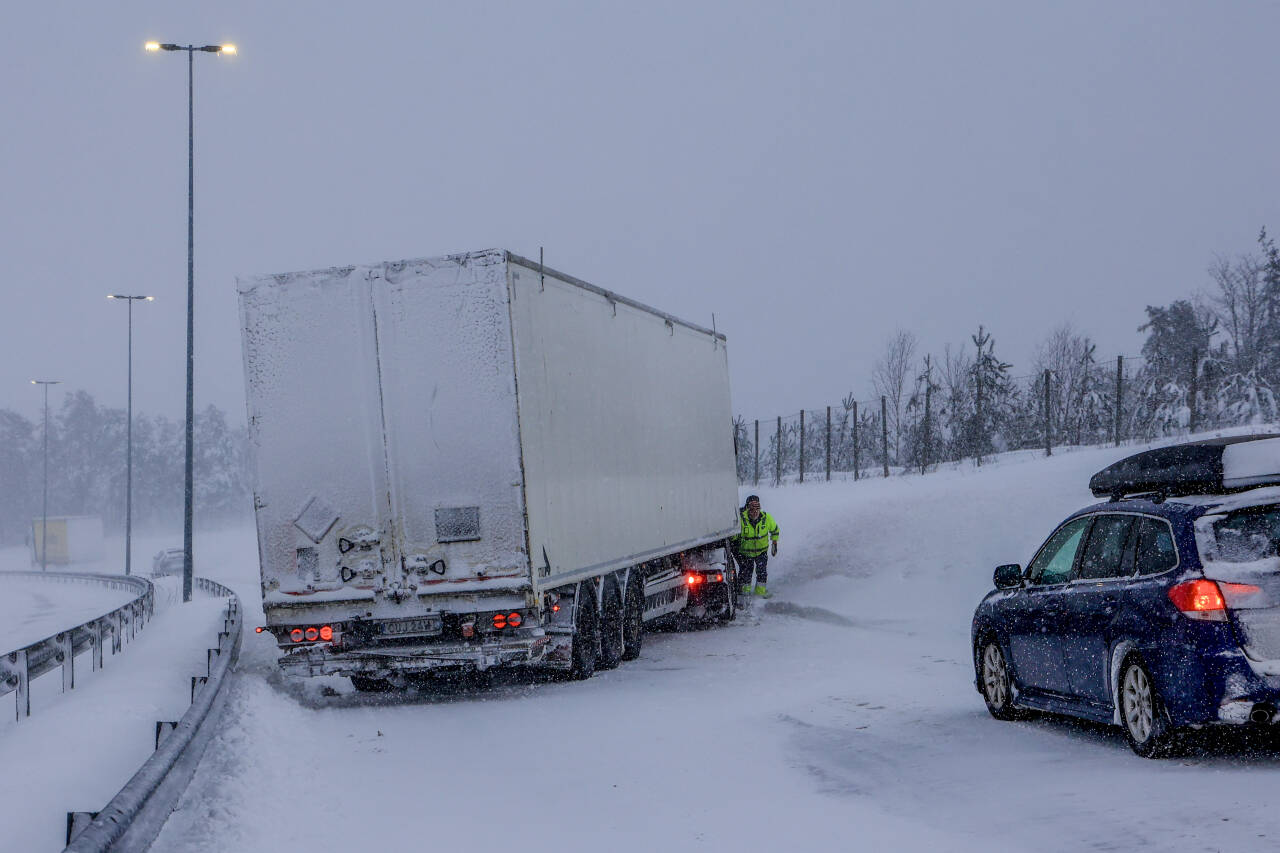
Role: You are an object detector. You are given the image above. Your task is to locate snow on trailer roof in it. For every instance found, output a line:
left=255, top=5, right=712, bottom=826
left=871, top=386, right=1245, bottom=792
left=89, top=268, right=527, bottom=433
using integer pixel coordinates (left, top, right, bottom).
left=237, top=249, right=727, bottom=343
left=1089, top=434, right=1280, bottom=499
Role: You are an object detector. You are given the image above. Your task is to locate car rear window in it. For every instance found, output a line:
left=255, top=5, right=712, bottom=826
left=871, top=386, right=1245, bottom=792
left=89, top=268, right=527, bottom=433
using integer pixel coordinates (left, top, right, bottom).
left=1209, top=505, right=1280, bottom=563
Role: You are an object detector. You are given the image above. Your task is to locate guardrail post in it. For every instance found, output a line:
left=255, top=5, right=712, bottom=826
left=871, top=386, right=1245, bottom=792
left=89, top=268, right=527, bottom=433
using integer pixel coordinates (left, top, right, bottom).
left=191, top=675, right=208, bottom=703
left=58, top=632, right=74, bottom=692
left=155, top=720, right=178, bottom=749
left=67, top=811, right=99, bottom=845
left=112, top=613, right=123, bottom=655
left=91, top=621, right=105, bottom=671
left=207, top=647, right=221, bottom=676
left=13, top=650, right=29, bottom=720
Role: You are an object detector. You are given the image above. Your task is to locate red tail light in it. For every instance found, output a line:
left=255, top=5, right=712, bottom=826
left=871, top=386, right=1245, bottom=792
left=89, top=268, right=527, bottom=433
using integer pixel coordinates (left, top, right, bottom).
left=685, top=573, right=704, bottom=586
left=319, top=625, right=333, bottom=641
left=1168, top=579, right=1240, bottom=621
left=290, top=628, right=304, bottom=643
left=715, top=573, right=724, bottom=582
left=508, top=612, right=523, bottom=627
left=493, top=613, right=507, bottom=629
left=304, top=627, right=319, bottom=641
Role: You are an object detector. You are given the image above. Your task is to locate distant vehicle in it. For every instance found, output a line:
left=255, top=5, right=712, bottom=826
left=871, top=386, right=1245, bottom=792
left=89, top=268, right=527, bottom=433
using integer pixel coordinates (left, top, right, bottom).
left=30, top=516, right=105, bottom=565
left=972, top=434, right=1280, bottom=757
left=239, top=249, right=741, bottom=690
left=152, top=548, right=185, bottom=577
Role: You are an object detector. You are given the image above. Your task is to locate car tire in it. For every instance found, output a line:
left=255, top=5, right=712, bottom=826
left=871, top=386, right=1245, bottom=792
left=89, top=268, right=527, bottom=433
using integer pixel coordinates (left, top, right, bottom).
left=978, top=639, right=1019, bottom=721
left=1118, top=654, right=1175, bottom=758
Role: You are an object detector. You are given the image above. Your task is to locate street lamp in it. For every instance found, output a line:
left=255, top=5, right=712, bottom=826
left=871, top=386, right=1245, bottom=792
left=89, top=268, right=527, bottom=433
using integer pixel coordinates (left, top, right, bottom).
left=107, top=294, right=154, bottom=576
left=145, top=40, right=235, bottom=602
left=30, top=380, right=61, bottom=571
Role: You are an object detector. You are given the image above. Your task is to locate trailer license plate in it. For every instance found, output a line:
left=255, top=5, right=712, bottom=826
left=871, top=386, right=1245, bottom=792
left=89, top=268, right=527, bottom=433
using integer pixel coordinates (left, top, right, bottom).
left=381, top=617, right=442, bottom=636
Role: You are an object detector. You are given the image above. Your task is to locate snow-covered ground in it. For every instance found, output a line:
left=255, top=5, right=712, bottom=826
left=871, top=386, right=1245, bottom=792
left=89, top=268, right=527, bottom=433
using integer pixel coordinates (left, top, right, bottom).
left=0, top=533, right=239, bottom=853
left=131, top=436, right=1280, bottom=853
left=11, top=437, right=1280, bottom=852
left=0, top=575, right=136, bottom=653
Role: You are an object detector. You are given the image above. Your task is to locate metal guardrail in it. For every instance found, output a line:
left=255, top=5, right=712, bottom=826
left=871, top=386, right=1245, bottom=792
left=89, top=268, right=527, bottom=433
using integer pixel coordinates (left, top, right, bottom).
left=64, top=577, right=242, bottom=853
left=0, top=571, right=155, bottom=721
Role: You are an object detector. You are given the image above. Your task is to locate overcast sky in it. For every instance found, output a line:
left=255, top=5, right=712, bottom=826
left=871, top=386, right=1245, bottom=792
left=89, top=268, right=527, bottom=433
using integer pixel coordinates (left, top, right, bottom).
left=3, top=1, right=1278, bottom=427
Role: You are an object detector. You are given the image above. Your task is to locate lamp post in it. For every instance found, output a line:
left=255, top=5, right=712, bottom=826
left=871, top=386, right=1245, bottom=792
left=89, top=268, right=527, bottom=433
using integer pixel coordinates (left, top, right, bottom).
left=107, top=294, right=153, bottom=576
left=145, top=40, right=235, bottom=602
left=30, top=380, right=61, bottom=571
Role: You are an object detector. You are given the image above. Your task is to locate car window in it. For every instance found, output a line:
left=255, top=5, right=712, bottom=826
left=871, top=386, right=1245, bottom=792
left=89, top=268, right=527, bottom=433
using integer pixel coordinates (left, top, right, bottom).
left=1134, top=518, right=1178, bottom=576
left=1209, top=505, right=1280, bottom=563
left=1078, top=515, right=1136, bottom=580
left=1027, top=517, right=1090, bottom=585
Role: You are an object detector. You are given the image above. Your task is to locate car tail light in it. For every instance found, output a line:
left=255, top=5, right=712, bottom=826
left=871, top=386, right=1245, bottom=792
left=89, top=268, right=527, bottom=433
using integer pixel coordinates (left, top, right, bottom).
left=1168, top=579, right=1243, bottom=621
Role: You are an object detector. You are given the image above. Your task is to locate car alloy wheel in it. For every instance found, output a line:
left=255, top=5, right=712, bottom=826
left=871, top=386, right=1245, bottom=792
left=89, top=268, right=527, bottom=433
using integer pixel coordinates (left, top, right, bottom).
left=1119, top=656, right=1174, bottom=758
left=979, top=640, right=1017, bottom=720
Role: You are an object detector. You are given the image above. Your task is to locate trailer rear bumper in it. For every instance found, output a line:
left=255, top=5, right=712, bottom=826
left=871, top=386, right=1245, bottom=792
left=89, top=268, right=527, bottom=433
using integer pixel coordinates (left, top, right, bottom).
left=278, top=631, right=553, bottom=677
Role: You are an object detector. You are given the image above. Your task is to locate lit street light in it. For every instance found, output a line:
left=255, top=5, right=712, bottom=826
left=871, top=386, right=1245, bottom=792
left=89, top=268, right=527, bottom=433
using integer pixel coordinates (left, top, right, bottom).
left=107, top=294, right=153, bottom=576
left=145, top=39, right=235, bottom=602
left=30, top=380, right=61, bottom=571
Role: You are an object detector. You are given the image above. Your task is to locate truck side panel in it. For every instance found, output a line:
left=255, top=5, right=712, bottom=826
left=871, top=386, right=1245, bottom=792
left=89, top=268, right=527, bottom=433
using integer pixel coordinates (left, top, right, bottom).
left=506, top=258, right=740, bottom=594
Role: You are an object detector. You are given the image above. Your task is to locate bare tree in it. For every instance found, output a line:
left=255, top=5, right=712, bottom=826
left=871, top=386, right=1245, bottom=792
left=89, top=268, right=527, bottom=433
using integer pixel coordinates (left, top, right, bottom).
left=1032, top=323, right=1096, bottom=444
left=872, top=329, right=917, bottom=463
left=1209, top=253, right=1267, bottom=375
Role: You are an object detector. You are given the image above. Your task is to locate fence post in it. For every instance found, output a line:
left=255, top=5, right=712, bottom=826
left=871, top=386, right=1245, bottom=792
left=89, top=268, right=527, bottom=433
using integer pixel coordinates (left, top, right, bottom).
left=753, top=419, right=759, bottom=487
left=825, top=406, right=832, bottom=481
left=775, top=416, right=782, bottom=487
left=799, top=410, right=806, bottom=483
left=1114, top=355, right=1123, bottom=447
left=1044, top=368, right=1052, bottom=457
left=881, top=396, right=890, bottom=478
left=1189, top=347, right=1199, bottom=434
left=922, top=356, right=933, bottom=475
left=852, top=401, right=860, bottom=480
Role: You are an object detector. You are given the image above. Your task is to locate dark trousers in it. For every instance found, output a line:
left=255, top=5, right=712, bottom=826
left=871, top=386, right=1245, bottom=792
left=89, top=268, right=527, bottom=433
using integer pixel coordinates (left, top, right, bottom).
left=735, top=553, right=768, bottom=585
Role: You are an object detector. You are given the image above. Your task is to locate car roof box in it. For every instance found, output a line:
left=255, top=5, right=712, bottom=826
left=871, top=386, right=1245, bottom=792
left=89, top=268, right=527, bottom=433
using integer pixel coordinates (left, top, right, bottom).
left=1089, top=434, right=1280, bottom=499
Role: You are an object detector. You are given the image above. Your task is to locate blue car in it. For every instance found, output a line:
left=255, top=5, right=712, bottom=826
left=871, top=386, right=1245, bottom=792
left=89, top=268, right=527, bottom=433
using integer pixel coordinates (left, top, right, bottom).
left=971, top=435, right=1280, bottom=757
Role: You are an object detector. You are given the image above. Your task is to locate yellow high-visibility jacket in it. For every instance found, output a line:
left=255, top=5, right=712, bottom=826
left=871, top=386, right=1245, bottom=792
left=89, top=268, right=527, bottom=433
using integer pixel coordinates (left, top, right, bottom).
left=735, top=510, right=779, bottom=558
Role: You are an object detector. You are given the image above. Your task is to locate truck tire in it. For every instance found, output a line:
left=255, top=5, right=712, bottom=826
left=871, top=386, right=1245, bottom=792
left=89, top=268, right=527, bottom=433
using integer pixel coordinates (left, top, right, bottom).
left=569, top=585, right=599, bottom=680
left=719, top=566, right=737, bottom=622
left=621, top=575, right=644, bottom=661
left=598, top=579, right=625, bottom=670
left=350, top=675, right=395, bottom=693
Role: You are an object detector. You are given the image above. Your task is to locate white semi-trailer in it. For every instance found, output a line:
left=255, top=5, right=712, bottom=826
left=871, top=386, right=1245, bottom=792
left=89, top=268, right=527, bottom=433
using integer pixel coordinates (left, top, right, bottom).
left=240, top=249, right=740, bottom=689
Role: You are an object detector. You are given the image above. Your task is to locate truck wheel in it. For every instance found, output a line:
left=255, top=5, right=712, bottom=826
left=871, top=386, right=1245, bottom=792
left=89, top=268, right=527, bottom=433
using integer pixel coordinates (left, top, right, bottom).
left=569, top=586, right=599, bottom=680
left=719, top=567, right=737, bottom=622
left=621, top=575, right=644, bottom=661
left=598, top=580, right=625, bottom=670
left=350, top=675, right=395, bottom=693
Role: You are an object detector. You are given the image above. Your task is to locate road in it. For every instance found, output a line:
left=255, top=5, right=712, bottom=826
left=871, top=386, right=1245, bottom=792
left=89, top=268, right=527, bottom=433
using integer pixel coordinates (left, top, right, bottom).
left=152, top=444, right=1280, bottom=853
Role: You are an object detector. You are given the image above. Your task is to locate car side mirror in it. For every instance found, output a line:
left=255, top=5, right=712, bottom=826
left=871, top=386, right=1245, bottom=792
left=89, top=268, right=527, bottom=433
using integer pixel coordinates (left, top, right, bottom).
left=993, top=564, right=1023, bottom=590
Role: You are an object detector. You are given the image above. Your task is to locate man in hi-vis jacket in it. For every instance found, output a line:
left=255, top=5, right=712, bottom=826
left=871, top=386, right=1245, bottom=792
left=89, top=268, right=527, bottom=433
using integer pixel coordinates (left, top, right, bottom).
left=733, top=495, right=779, bottom=598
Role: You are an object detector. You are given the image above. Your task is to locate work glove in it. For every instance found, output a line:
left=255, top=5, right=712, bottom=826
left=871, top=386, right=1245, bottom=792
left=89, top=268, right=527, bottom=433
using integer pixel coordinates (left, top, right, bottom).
left=771, top=542, right=778, bottom=557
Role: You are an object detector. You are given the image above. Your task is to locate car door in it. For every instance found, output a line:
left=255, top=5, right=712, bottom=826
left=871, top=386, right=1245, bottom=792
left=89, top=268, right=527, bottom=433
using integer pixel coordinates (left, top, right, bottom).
left=1004, top=516, right=1090, bottom=696
left=1062, top=514, right=1137, bottom=706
